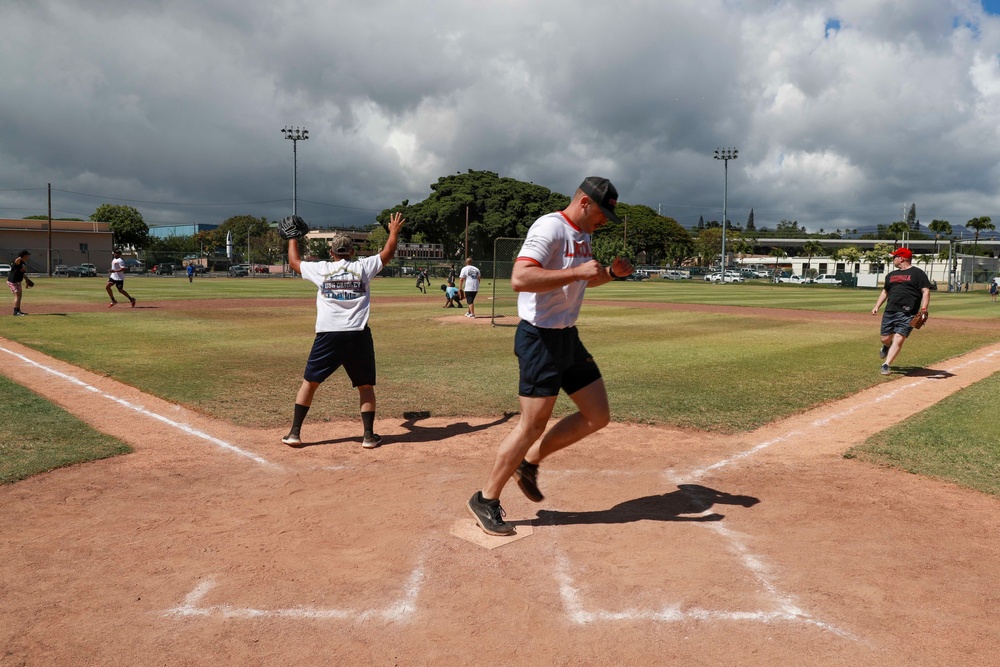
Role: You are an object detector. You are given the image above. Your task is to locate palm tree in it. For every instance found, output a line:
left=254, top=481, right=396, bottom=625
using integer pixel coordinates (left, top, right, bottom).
left=801, top=240, right=824, bottom=277
left=967, top=216, right=995, bottom=258
left=927, top=219, right=952, bottom=282
left=770, top=246, right=787, bottom=280
left=886, top=221, right=910, bottom=244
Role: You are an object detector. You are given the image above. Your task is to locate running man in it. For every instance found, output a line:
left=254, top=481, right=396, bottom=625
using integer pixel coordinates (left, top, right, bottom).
left=282, top=212, right=404, bottom=448
left=106, top=251, right=137, bottom=308
left=467, top=177, right=633, bottom=535
left=872, top=247, right=931, bottom=375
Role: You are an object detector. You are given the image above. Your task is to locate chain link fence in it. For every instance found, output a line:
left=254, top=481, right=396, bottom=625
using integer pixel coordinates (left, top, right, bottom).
left=491, top=237, right=524, bottom=326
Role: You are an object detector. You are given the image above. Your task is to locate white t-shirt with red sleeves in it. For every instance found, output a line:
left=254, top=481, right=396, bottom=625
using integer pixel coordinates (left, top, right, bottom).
left=299, top=254, right=384, bottom=332
left=515, top=211, right=593, bottom=329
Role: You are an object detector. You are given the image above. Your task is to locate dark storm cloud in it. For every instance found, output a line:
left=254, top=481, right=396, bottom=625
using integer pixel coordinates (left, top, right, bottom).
left=3, top=1, right=1000, bottom=233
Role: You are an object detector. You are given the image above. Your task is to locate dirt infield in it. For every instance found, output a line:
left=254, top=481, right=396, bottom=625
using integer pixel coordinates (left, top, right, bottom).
left=3, top=327, right=1000, bottom=666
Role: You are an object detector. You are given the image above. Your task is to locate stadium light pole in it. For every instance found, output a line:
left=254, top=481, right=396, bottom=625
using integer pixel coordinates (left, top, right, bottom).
left=713, top=147, right=738, bottom=277
left=282, top=126, right=309, bottom=216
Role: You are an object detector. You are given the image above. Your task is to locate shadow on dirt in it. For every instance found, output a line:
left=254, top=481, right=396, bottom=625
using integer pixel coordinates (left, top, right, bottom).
left=898, top=367, right=955, bottom=378
left=303, top=411, right=517, bottom=448
left=531, top=484, right=760, bottom=526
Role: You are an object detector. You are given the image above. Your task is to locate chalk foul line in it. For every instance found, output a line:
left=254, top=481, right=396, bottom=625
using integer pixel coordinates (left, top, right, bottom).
left=0, top=345, right=276, bottom=469
left=677, top=348, right=1000, bottom=482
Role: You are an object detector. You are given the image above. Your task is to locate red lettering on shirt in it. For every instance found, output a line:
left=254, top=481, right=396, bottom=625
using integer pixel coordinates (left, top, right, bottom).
left=889, top=275, right=912, bottom=284
left=564, top=240, right=593, bottom=258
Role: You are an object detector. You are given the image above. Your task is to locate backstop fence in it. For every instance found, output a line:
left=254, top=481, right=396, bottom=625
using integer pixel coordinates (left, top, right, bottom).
left=491, top=237, right=524, bottom=327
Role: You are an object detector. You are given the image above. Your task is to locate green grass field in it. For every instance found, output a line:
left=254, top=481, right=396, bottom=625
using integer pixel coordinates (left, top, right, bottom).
left=3, top=274, right=999, bottom=492
left=0, top=375, right=131, bottom=483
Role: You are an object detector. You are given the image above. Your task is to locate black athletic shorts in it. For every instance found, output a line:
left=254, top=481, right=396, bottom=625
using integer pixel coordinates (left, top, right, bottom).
left=514, top=321, right=601, bottom=397
left=303, top=327, right=376, bottom=386
left=464, top=290, right=478, bottom=304
left=107, top=279, right=124, bottom=288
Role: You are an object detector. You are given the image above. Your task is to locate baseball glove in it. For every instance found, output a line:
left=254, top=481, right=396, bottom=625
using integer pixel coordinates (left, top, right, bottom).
left=909, top=309, right=928, bottom=329
left=24, top=278, right=34, bottom=289
left=277, top=215, right=309, bottom=240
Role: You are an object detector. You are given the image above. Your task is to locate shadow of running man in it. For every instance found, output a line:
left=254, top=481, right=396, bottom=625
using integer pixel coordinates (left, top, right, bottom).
left=308, top=410, right=516, bottom=448
left=532, top=484, right=760, bottom=526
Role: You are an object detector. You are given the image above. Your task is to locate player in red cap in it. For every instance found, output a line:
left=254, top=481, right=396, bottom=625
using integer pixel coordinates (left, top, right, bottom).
left=871, top=247, right=931, bottom=375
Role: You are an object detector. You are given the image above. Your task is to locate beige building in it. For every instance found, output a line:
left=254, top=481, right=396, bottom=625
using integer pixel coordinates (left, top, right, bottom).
left=0, top=218, right=113, bottom=274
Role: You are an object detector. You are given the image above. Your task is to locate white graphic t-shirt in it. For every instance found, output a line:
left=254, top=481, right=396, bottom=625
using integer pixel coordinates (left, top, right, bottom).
left=459, top=265, right=481, bottom=292
left=110, top=258, right=126, bottom=281
left=516, top=211, right=592, bottom=329
left=299, top=254, right=384, bottom=332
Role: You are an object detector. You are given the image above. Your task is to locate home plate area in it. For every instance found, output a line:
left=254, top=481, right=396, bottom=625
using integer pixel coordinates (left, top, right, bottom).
left=163, top=466, right=851, bottom=640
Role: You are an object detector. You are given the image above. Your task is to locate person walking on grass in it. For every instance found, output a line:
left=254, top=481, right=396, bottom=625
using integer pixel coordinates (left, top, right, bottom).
left=459, top=257, right=481, bottom=319
left=466, top=177, right=633, bottom=536
left=989, top=279, right=998, bottom=303
left=281, top=212, right=404, bottom=449
left=186, top=263, right=195, bottom=283
left=106, top=250, right=137, bottom=308
left=7, top=250, right=34, bottom=316
left=871, top=247, right=930, bottom=376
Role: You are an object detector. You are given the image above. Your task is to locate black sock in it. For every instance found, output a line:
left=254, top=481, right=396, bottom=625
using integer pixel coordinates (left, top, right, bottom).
left=361, top=410, right=375, bottom=438
left=291, top=403, right=309, bottom=432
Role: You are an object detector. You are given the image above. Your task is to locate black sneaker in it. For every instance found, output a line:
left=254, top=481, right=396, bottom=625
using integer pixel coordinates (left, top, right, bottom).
left=467, top=492, right=514, bottom=536
left=13, top=310, right=26, bottom=317
left=513, top=460, right=544, bottom=502
left=879, top=344, right=889, bottom=359
left=880, top=363, right=890, bottom=376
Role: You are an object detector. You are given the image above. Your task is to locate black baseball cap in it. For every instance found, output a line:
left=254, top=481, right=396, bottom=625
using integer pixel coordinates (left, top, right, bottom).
left=578, top=176, right=622, bottom=224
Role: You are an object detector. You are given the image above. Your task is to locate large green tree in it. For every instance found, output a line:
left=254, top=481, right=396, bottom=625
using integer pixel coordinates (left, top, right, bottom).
left=594, top=203, right=693, bottom=266
left=377, top=170, right=571, bottom=261
left=90, top=204, right=150, bottom=251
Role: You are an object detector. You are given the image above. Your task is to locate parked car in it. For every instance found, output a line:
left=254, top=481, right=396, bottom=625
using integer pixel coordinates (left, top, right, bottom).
left=811, top=274, right=841, bottom=285
left=65, top=265, right=89, bottom=277
left=0, top=263, right=10, bottom=278
left=778, top=275, right=807, bottom=284
left=228, top=264, right=249, bottom=277
left=80, top=263, right=98, bottom=277
left=704, top=272, right=744, bottom=283
left=124, top=259, right=145, bottom=273
left=252, top=265, right=270, bottom=274
left=152, top=264, right=175, bottom=275
left=53, top=264, right=69, bottom=276
left=662, top=270, right=690, bottom=280
left=704, top=272, right=721, bottom=282
left=626, top=270, right=649, bottom=281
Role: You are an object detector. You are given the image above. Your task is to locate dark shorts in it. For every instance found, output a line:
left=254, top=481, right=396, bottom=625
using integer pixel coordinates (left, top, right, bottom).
left=881, top=311, right=914, bottom=338
left=514, top=321, right=601, bottom=397
left=107, top=279, right=124, bottom=289
left=465, top=290, right=478, bottom=304
left=303, top=328, right=376, bottom=386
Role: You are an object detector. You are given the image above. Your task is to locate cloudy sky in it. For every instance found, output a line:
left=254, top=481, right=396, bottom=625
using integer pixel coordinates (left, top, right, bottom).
left=4, top=0, right=1000, bottom=235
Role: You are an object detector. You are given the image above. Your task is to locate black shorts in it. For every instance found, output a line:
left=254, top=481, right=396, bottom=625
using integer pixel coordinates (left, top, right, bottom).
left=880, top=311, right=914, bottom=338
left=465, top=290, right=478, bottom=304
left=514, top=321, right=601, bottom=397
left=107, top=279, right=124, bottom=289
left=303, top=328, right=376, bottom=386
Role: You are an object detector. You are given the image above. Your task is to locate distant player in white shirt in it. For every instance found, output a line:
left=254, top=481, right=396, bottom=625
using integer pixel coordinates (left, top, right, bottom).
left=458, top=257, right=482, bottom=318
left=105, top=250, right=136, bottom=308
left=281, top=212, right=404, bottom=449
left=466, top=177, right=633, bottom=536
